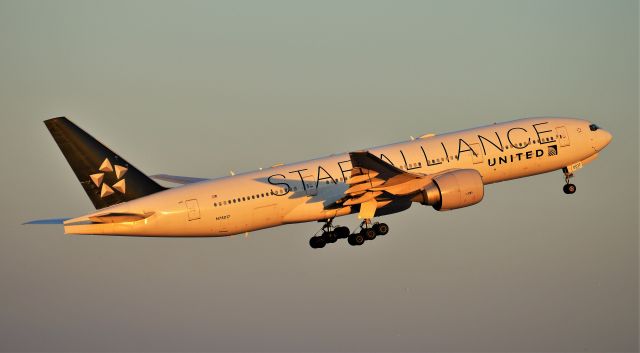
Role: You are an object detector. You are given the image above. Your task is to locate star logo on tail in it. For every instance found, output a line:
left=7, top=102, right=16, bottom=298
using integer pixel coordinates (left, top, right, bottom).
left=90, top=158, right=128, bottom=198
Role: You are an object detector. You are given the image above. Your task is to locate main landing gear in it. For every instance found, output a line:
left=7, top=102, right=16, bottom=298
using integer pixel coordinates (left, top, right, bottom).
left=562, top=167, right=576, bottom=195
left=309, top=219, right=350, bottom=249
left=309, top=218, right=389, bottom=249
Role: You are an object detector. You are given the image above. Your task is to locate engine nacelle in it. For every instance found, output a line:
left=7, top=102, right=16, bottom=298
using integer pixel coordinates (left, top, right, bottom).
left=414, top=169, right=484, bottom=211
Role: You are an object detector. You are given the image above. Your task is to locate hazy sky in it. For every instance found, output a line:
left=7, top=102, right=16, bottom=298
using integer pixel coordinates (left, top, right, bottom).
left=0, top=0, right=637, bottom=352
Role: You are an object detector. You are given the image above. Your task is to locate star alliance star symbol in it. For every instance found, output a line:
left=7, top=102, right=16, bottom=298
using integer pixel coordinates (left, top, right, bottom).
left=89, top=158, right=128, bottom=198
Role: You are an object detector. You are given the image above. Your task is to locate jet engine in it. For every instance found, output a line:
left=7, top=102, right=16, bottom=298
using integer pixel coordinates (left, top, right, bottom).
left=413, top=169, right=484, bottom=211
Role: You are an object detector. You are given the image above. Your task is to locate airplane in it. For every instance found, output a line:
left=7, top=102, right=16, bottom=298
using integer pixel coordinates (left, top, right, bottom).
left=26, top=116, right=612, bottom=248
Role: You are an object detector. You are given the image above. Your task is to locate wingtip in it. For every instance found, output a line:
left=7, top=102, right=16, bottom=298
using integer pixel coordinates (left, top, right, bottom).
left=23, top=218, right=70, bottom=225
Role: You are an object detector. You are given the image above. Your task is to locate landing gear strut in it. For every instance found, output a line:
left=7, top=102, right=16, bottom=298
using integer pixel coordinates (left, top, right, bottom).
left=562, top=167, right=576, bottom=194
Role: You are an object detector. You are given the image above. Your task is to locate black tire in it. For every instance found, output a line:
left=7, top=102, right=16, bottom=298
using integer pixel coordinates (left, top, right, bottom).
left=334, top=226, right=350, bottom=239
left=323, top=231, right=337, bottom=243
left=309, top=236, right=326, bottom=249
left=375, top=223, right=389, bottom=235
left=348, top=234, right=365, bottom=246
left=362, top=228, right=377, bottom=241
left=563, top=183, right=576, bottom=194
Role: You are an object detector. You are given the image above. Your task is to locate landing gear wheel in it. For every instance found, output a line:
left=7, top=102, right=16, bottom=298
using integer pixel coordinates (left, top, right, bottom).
left=563, top=183, right=576, bottom=194
left=373, top=223, right=389, bottom=235
left=348, top=233, right=365, bottom=246
left=334, top=226, right=350, bottom=239
left=323, top=231, right=337, bottom=243
left=309, top=236, right=326, bottom=249
left=362, top=228, right=377, bottom=241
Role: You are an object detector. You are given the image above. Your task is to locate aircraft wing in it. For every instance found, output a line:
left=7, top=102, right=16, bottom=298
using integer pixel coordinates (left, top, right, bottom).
left=337, top=151, right=433, bottom=219
left=150, top=174, right=210, bottom=185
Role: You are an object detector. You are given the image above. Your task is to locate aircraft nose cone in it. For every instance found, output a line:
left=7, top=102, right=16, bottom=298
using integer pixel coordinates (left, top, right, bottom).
left=596, top=130, right=613, bottom=151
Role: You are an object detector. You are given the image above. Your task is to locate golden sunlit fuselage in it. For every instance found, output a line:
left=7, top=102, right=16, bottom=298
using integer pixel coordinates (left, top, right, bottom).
left=63, top=117, right=612, bottom=236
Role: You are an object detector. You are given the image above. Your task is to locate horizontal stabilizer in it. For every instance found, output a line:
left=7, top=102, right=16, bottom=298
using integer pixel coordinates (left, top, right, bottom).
left=87, top=212, right=154, bottom=224
left=23, top=218, right=70, bottom=225
left=150, top=174, right=210, bottom=185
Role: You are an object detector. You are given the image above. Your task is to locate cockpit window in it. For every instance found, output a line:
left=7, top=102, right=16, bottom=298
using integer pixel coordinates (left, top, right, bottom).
left=589, top=123, right=600, bottom=131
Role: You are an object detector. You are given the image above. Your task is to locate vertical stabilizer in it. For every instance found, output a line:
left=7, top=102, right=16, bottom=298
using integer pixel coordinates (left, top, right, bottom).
left=44, top=117, right=166, bottom=209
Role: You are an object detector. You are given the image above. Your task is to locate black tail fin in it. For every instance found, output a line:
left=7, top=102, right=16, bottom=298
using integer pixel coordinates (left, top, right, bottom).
left=44, top=117, right=166, bottom=209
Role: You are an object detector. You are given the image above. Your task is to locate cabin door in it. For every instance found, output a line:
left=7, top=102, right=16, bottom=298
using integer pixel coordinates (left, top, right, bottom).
left=185, top=199, right=201, bottom=221
left=556, top=126, right=570, bottom=147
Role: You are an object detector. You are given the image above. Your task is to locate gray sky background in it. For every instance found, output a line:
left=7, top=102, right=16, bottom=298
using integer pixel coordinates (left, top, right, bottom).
left=0, top=1, right=637, bottom=352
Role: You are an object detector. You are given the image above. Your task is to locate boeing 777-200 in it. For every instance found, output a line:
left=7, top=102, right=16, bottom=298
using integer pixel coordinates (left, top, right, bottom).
left=26, top=117, right=612, bottom=248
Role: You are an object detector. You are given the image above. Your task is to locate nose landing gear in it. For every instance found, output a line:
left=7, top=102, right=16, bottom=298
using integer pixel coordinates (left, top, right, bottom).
left=562, top=168, right=576, bottom=194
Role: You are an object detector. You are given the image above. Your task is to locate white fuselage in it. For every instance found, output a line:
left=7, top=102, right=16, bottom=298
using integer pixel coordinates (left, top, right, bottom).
left=64, top=117, right=612, bottom=236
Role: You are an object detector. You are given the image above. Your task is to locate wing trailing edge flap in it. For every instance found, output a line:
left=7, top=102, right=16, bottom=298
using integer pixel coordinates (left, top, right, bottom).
left=347, top=151, right=432, bottom=196
left=334, top=151, right=433, bottom=215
